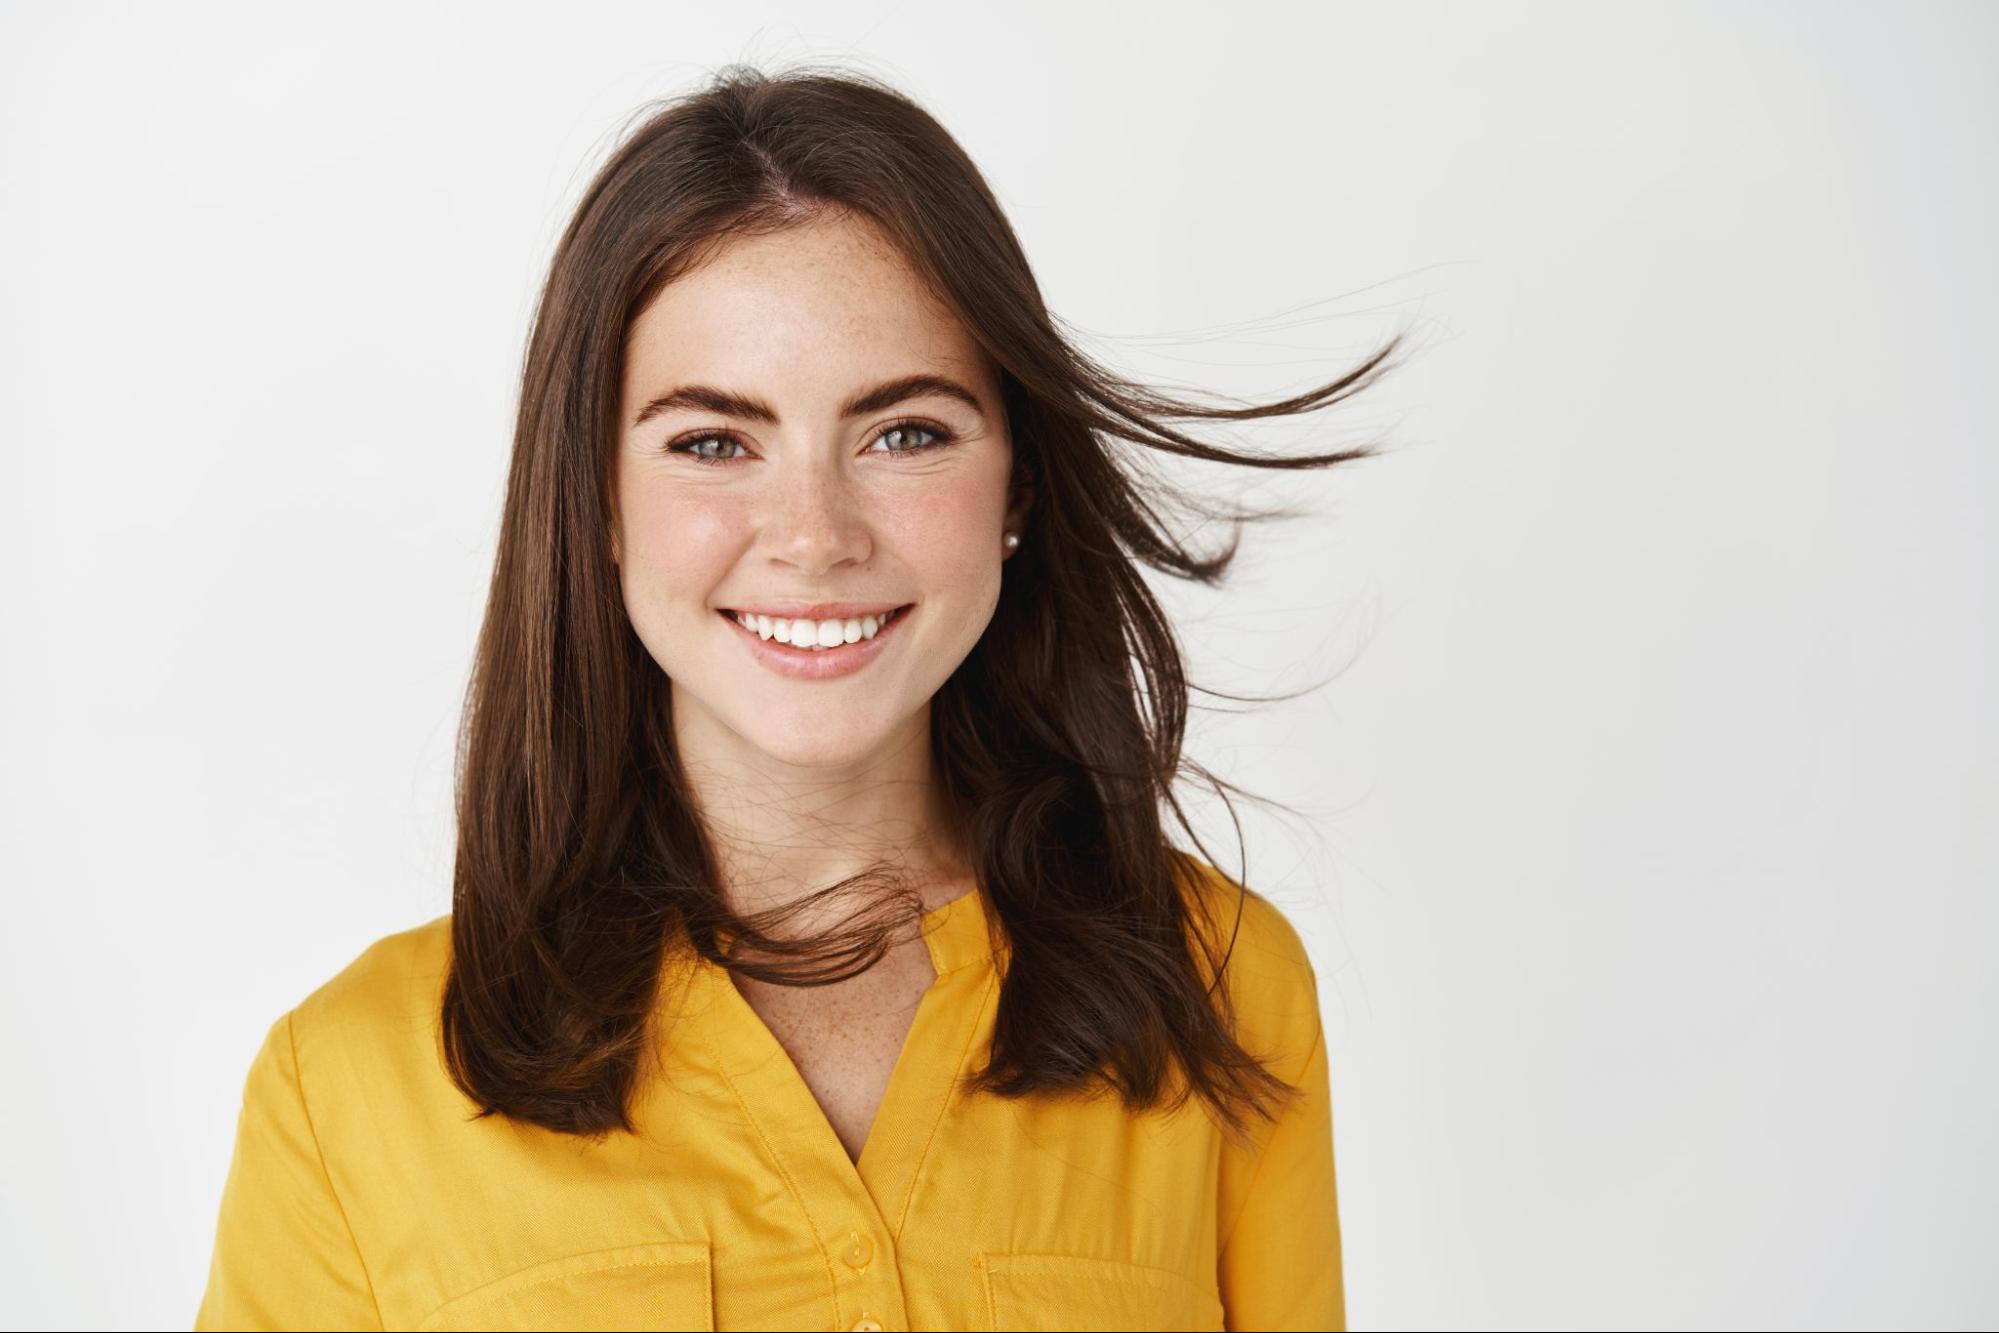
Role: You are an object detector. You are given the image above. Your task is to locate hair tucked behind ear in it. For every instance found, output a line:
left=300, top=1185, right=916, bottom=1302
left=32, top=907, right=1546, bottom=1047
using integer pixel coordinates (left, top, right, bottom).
left=440, top=59, right=1408, bottom=1146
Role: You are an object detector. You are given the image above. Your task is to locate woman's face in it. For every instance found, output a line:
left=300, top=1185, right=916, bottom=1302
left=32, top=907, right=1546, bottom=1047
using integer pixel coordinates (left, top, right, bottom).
left=613, top=210, right=1025, bottom=772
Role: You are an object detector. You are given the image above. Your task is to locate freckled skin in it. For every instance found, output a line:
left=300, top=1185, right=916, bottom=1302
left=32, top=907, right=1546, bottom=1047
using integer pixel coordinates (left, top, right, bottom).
left=610, top=210, right=1028, bottom=1163
left=612, top=209, right=1023, bottom=774
left=732, top=950, right=939, bottom=1164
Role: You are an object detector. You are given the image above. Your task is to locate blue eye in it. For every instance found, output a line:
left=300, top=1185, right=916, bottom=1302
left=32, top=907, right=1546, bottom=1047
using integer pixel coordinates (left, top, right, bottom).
left=665, top=434, right=750, bottom=465
left=664, top=419, right=957, bottom=466
left=869, top=422, right=953, bottom=455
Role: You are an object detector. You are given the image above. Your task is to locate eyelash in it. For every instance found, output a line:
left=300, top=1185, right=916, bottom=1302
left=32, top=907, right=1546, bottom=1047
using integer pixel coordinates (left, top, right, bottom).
left=663, top=418, right=958, bottom=467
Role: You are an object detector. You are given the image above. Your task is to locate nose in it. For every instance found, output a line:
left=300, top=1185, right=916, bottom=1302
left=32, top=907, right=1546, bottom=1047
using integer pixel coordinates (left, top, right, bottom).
left=760, top=445, right=875, bottom=576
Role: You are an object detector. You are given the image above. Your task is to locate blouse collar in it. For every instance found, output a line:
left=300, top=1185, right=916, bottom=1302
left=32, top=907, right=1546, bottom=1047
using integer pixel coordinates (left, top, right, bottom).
left=917, top=883, right=1001, bottom=976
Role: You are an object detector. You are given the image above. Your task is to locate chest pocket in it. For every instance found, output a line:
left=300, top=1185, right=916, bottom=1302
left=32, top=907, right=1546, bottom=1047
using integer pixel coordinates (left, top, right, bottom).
left=978, top=1251, right=1226, bottom=1333
left=417, top=1240, right=713, bottom=1331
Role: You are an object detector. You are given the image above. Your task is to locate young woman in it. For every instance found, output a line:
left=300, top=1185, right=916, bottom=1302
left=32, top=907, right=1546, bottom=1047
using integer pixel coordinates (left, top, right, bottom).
left=196, top=63, right=1402, bottom=1332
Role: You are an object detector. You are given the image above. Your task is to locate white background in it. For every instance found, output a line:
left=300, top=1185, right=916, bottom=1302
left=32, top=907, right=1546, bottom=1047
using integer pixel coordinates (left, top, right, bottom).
left=3, top=2, right=1993, bottom=1329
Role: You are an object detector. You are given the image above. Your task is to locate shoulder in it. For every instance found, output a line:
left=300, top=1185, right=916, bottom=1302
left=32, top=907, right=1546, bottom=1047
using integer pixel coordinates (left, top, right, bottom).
left=1178, top=857, right=1318, bottom=991
left=280, top=912, right=457, bottom=1107
left=1181, top=856, right=1314, bottom=963
left=1175, top=856, right=1325, bottom=1067
left=291, top=911, right=452, bottom=1033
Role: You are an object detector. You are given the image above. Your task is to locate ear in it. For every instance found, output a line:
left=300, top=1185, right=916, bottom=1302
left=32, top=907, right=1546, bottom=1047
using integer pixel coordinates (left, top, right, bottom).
left=1010, top=478, right=1035, bottom=522
left=1005, top=446, right=1036, bottom=533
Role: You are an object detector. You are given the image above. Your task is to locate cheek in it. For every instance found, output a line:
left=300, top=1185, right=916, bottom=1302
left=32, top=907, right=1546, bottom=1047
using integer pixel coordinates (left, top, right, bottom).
left=895, top=470, right=1008, bottom=622
left=617, top=484, right=743, bottom=618
left=899, top=480, right=997, bottom=552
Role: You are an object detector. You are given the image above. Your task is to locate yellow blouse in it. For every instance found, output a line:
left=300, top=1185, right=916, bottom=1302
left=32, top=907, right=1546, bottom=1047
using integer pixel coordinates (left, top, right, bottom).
left=194, top=863, right=1343, bottom=1331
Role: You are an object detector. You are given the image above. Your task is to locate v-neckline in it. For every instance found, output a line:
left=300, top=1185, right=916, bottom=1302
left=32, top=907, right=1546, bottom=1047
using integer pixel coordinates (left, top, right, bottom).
left=693, top=885, right=998, bottom=1220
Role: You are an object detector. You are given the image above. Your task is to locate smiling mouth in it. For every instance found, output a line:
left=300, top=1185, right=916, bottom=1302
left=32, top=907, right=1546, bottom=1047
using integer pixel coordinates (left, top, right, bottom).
left=717, top=604, right=914, bottom=651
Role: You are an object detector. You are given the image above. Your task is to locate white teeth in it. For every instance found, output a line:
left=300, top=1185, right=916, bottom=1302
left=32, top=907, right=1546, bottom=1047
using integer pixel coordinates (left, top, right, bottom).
left=730, top=607, right=903, bottom=649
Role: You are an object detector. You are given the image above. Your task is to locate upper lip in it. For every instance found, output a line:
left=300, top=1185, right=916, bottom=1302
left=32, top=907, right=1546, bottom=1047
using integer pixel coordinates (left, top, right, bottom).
left=719, top=601, right=911, bottom=620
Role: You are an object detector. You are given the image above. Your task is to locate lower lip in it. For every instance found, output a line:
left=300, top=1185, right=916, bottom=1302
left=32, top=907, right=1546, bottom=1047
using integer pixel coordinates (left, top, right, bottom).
left=719, top=605, right=914, bottom=681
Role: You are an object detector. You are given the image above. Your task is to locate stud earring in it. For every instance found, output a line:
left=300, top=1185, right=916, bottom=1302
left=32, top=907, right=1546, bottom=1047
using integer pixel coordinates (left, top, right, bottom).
left=1002, top=531, right=1020, bottom=552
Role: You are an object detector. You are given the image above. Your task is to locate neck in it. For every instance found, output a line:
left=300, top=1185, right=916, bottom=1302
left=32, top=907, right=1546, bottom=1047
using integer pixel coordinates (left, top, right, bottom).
left=672, top=696, right=971, bottom=931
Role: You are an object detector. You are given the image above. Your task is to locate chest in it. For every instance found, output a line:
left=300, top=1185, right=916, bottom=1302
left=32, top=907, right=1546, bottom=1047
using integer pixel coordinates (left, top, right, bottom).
left=728, top=938, right=938, bottom=1164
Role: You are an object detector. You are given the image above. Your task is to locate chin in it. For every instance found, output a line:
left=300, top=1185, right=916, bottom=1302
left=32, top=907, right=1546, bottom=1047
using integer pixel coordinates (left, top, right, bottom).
left=739, top=722, right=899, bottom=770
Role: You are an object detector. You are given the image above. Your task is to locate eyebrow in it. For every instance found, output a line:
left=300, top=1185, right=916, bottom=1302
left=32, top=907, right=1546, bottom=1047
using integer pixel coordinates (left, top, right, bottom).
left=630, top=372, right=986, bottom=430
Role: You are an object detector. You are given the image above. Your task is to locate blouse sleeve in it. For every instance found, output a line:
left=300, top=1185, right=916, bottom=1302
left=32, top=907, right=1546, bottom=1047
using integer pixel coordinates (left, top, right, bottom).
left=1216, top=1013, right=1346, bottom=1331
left=194, top=1011, right=382, bottom=1331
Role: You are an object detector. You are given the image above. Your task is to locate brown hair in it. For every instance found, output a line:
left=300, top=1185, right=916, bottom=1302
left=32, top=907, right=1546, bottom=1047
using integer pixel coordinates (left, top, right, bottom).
left=440, top=61, right=1406, bottom=1145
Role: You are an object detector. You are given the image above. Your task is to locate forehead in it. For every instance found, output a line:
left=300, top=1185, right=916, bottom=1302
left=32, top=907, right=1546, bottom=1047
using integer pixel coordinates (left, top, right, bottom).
left=621, top=211, right=990, bottom=404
